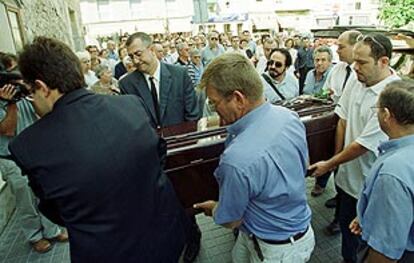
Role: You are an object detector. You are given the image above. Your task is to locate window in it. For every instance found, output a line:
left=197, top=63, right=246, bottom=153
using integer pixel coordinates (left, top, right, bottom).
left=7, top=9, right=24, bottom=52
left=355, top=2, right=361, bottom=10
left=97, top=0, right=112, bottom=20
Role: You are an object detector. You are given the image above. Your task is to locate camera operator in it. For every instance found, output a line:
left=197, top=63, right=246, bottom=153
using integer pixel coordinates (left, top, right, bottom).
left=0, top=65, right=68, bottom=253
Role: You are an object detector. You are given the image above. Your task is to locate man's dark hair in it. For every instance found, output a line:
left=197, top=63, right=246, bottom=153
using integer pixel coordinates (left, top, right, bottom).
left=0, top=52, right=17, bottom=71
left=18, top=37, right=85, bottom=93
left=268, top=48, right=293, bottom=68
left=360, top=33, right=392, bottom=60
left=85, top=45, right=99, bottom=52
left=125, top=32, right=152, bottom=48
left=379, top=79, right=414, bottom=125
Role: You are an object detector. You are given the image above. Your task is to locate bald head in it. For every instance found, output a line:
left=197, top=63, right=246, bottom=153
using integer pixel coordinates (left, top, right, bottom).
left=337, top=30, right=362, bottom=64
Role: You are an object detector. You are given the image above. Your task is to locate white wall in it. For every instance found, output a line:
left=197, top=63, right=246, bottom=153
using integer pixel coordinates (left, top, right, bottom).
left=0, top=3, right=16, bottom=53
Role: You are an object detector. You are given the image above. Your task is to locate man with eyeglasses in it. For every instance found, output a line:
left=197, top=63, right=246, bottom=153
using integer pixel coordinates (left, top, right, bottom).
left=261, top=48, right=299, bottom=103
left=309, top=33, right=400, bottom=263
left=119, top=32, right=199, bottom=129
left=303, top=46, right=333, bottom=95
left=349, top=79, right=414, bottom=263
left=256, top=38, right=279, bottom=74
left=194, top=52, right=314, bottom=262
left=201, top=31, right=225, bottom=66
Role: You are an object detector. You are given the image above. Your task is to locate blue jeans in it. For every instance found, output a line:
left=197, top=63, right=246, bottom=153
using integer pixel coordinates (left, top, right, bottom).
left=337, top=186, right=361, bottom=263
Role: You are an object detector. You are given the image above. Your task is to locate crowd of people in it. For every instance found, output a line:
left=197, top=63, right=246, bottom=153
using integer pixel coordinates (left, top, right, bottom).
left=0, top=27, right=413, bottom=263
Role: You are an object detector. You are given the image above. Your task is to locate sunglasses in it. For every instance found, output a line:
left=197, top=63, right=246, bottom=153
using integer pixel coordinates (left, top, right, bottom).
left=267, top=60, right=284, bottom=68
left=210, top=37, right=218, bottom=41
left=357, top=34, right=387, bottom=53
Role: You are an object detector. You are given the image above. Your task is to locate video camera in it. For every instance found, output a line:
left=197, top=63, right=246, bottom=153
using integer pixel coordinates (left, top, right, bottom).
left=0, top=63, right=31, bottom=103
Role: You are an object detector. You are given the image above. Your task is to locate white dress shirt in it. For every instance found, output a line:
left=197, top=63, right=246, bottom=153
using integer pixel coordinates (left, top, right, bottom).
left=143, top=60, right=161, bottom=101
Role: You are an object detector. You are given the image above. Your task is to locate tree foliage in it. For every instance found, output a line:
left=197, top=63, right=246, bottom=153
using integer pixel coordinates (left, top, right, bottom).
left=379, top=0, right=414, bottom=28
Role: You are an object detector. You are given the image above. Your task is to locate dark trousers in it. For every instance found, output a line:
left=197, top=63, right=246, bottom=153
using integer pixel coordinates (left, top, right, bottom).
left=316, top=172, right=331, bottom=188
left=298, top=67, right=311, bottom=94
left=337, top=186, right=361, bottom=263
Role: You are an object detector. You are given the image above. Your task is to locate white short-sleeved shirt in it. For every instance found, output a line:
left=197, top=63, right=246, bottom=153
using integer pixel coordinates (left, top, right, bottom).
left=334, top=72, right=400, bottom=198
left=322, top=62, right=357, bottom=103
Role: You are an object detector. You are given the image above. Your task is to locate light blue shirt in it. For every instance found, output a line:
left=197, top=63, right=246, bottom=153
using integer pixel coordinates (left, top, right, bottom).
left=213, top=102, right=311, bottom=240
left=357, top=134, right=414, bottom=260
left=201, top=44, right=225, bottom=66
left=262, top=73, right=299, bottom=103
left=303, top=66, right=332, bottom=95
left=0, top=99, right=37, bottom=156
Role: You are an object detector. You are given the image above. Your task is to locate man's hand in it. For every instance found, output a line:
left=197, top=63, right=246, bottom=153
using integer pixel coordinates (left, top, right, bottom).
left=193, top=200, right=217, bottom=217
left=349, top=217, right=362, bottom=236
left=308, top=160, right=334, bottom=177
left=0, top=84, right=17, bottom=101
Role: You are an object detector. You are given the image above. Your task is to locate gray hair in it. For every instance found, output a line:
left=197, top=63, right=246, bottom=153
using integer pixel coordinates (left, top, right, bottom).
left=126, top=32, right=152, bottom=48
left=76, top=51, right=90, bottom=61
left=94, top=64, right=111, bottom=78
left=314, top=46, right=333, bottom=61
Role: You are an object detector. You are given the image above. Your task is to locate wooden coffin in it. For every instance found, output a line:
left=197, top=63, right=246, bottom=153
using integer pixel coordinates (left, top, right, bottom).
left=164, top=101, right=337, bottom=211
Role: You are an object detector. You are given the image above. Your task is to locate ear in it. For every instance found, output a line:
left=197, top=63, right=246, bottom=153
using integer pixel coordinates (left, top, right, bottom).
left=232, top=90, right=247, bottom=106
left=378, top=56, right=389, bottom=68
left=34, top=80, right=51, bottom=97
left=382, top=107, right=392, bottom=123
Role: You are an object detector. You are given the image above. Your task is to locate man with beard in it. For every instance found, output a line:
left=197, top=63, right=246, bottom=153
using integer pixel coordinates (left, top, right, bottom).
left=309, top=33, right=400, bottom=263
left=256, top=38, right=279, bottom=74
left=261, top=48, right=299, bottom=103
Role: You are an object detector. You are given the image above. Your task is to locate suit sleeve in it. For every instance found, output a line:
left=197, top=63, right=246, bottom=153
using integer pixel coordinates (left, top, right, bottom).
left=118, top=78, right=128, bottom=95
left=9, top=140, right=65, bottom=226
left=182, top=68, right=200, bottom=121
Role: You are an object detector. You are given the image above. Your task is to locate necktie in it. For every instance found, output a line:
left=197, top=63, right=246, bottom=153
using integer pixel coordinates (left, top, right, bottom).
left=149, top=76, right=160, bottom=126
left=342, top=65, right=352, bottom=90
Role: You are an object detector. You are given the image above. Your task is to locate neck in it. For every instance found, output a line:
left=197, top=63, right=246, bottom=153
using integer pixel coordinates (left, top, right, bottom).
left=148, top=60, right=158, bottom=76
left=244, top=97, right=265, bottom=116
left=179, top=56, right=188, bottom=63
left=367, top=68, right=392, bottom=87
left=387, top=125, right=414, bottom=140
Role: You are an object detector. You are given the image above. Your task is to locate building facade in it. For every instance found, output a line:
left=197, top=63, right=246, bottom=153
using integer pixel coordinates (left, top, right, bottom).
left=275, top=0, right=381, bottom=33
left=0, top=0, right=84, bottom=53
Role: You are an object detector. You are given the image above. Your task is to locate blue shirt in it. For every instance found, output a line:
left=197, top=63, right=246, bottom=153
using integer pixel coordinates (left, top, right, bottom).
left=262, top=73, right=299, bottom=103
left=357, top=134, right=414, bottom=260
left=201, top=44, right=225, bottom=66
left=213, top=102, right=311, bottom=240
left=0, top=99, right=37, bottom=156
left=303, top=66, right=332, bottom=95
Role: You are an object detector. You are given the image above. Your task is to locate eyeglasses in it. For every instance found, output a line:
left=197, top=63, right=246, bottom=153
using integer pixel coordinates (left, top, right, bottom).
left=210, top=37, right=218, bottom=41
left=267, top=60, right=284, bottom=68
left=207, top=95, right=232, bottom=112
left=370, top=106, right=384, bottom=113
left=81, top=59, right=91, bottom=63
left=128, top=48, right=147, bottom=59
left=357, top=35, right=387, bottom=54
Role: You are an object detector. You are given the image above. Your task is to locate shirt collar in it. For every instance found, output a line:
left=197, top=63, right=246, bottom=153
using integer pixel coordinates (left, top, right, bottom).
left=378, top=134, right=414, bottom=155
left=144, top=60, right=161, bottom=82
left=227, top=102, right=270, bottom=136
left=362, top=68, right=397, bottom=95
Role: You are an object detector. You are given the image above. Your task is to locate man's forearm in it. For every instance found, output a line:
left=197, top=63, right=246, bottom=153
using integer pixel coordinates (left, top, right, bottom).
left=0, top=104, right=18, bottom=136
left=334, top=118, right=346, bottom=154
left=327, top=141, right=368, bottom=169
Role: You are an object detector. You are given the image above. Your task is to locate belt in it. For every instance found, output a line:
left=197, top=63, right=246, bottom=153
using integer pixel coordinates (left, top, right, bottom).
left=260, top=227, right=308, bottom=245
left=250, top=227, right=309, bottom=262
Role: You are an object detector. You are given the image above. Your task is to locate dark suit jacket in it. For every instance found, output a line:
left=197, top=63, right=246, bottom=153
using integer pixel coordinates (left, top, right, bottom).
left=9, top=89, right=188, bottom=263
left=119, top=62, right=199, bottom=128
left=114, top=61, right=127, bottom=80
